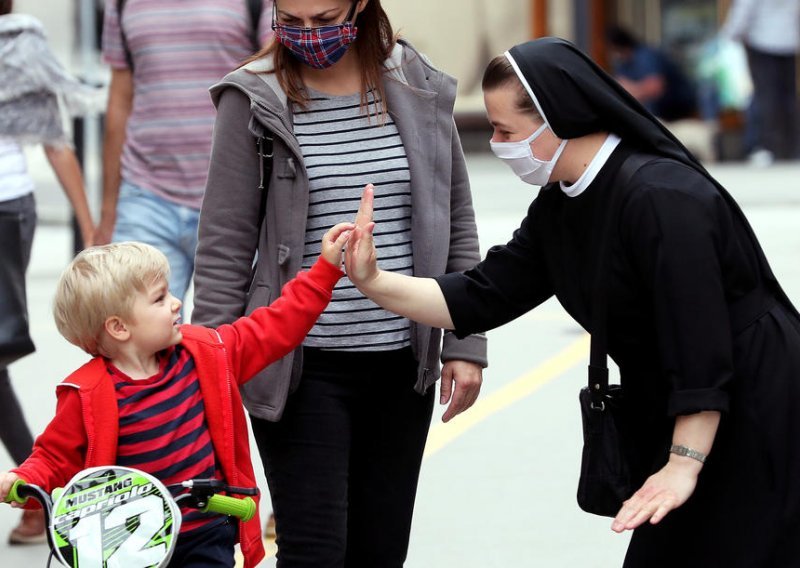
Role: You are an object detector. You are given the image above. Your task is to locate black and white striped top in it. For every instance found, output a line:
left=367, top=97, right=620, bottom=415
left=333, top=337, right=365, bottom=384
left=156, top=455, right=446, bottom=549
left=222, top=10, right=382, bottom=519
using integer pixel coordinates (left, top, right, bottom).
left=296, top=88, right=412, bottom=351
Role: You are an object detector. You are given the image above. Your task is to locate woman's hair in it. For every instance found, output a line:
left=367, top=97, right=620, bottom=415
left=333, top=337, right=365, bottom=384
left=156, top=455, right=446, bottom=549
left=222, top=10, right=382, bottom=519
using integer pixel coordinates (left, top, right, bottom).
left=482, top=54, right=540, bottom=118
left=246, top=0, right=396, bottom=114
left=0, top=0, right=13, bottom=15
left=53, top=242, right=170, bottom=356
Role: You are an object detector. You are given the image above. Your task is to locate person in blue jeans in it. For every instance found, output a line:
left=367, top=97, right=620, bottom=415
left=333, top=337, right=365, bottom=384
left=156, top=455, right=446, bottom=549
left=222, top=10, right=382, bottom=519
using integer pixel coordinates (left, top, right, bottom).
left=0, top=0, right=97, bottom=544
left=96, top=0, right=274, bottom=302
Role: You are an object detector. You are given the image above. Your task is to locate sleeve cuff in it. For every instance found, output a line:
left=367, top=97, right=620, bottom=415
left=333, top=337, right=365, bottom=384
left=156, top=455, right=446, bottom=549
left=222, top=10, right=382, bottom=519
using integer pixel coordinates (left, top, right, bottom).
left=441, top=332, right=488, bottom=368
left=434, top=273, right=474, bottom=339
left=308, top=257, right=344, bottom=289
left=667, top=387, right=730, bottom=416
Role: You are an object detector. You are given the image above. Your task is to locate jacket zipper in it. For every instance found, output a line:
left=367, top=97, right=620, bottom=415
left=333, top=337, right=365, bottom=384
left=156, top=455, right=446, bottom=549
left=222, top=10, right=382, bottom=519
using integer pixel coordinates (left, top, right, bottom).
left=213, top=330, right=239, bottom=486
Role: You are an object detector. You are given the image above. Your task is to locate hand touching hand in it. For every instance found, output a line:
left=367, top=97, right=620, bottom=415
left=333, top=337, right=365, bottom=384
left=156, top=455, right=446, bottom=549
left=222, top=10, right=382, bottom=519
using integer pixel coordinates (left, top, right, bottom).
left=345, top=185, right=380, bottom=288
left=611, top=457, right=701, bottom=532
left=320, top=222, right=355, bottom=267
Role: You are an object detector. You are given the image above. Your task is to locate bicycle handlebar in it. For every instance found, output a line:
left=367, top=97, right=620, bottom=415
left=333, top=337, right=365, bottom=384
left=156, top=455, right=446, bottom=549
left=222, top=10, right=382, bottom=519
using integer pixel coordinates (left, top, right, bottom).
left=201, top=494, right=256, bottom=522
left=4, top=480, right=57, bottom=552
left=5, top=479, right=49, bottom=508
left=6, top=478, right=257, bottom=522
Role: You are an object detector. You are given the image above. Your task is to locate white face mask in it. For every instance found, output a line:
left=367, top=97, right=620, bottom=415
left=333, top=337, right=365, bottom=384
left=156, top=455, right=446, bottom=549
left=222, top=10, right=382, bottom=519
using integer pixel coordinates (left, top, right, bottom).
left=490, top=123, right=568, bottom=186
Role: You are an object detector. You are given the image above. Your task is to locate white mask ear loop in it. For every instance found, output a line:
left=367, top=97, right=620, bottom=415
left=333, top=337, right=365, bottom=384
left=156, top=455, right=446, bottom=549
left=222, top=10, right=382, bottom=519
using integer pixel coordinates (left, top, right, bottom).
left=526, top=123, right=548, bottom=145
left=548, top=136, right=568, bottom=164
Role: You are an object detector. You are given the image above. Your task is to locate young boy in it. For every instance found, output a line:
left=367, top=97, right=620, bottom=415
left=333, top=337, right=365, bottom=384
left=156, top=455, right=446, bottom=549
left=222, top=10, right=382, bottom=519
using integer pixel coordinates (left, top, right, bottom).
left=0, top=223, right=353, bottom=568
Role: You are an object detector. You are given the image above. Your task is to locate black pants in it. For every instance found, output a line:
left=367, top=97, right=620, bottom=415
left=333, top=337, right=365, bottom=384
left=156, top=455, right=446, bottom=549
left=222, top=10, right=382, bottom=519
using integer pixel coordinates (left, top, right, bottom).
left=0, top=194, right=36, bottom=465
left=169, top=519, right=237, bottom=567
left=251, top=347, right=434, bottom=568
left=746, top=46, right=798, bottom=160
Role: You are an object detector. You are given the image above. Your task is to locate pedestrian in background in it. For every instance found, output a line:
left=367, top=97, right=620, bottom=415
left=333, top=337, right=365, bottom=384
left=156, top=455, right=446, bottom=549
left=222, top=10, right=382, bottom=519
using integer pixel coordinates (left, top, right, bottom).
left=96, top=0, right=274, bottom=303
left=722, top=0, right=800, bottom=163
left=607, top=25, right=697, bottom=123
left=192, top=0, right=487, bottom=565
left=0, top=0, right=96, bottom=544
left=345, top=37, right=800, bottom=567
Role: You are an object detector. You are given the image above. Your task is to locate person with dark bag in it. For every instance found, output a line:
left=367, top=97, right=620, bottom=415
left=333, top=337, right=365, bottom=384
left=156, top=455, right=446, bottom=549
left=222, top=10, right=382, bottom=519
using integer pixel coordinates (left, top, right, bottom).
left=344, top=37, right=800, bottom=567
left=0, top=0, right=97, bottom=544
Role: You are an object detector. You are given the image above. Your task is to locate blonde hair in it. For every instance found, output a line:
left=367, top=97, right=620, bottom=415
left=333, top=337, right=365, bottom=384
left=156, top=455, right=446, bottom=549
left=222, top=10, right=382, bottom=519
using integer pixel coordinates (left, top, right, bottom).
left=53, top=242, right=170, bottom=356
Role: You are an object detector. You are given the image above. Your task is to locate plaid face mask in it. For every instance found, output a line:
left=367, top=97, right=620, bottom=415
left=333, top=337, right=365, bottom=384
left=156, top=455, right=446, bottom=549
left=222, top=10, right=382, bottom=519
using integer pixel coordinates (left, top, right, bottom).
left=273, top=2, right=359, bottom=69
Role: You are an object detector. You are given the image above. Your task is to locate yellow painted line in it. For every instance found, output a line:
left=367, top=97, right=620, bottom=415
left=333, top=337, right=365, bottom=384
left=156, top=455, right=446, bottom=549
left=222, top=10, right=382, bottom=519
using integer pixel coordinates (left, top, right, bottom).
left=248, top=333, right=590, bottom=564
left=424, top=333, right=590, bottom=459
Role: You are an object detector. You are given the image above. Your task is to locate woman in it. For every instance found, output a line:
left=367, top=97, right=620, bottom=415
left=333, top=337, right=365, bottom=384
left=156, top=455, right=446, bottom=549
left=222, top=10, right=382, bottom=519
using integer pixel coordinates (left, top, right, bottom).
left=345, top=38, right=800, bottom=566
left=191, top=0, right=487, bottom=565
left=0, top=0, right=96, bottom=544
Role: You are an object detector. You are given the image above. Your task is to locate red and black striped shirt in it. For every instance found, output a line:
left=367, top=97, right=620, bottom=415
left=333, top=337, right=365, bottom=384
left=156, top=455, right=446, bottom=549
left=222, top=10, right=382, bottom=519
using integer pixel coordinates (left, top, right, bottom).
left=109, top=345, right=223, bottom=533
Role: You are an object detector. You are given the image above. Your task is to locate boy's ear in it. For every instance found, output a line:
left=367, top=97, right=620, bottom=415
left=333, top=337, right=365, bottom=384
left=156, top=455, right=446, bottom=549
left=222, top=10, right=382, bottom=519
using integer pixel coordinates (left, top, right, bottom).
left=104, top=316, right=130, bottom=342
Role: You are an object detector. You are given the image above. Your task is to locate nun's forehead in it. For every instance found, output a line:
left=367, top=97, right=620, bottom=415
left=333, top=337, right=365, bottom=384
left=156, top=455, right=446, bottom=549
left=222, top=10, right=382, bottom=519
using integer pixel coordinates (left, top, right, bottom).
left=504, top=50, right=550, bottom=127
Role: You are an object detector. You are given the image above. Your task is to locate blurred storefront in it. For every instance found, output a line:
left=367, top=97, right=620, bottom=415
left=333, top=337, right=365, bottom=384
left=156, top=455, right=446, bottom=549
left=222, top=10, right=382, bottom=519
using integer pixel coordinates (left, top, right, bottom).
left=388, top=0, right=741, bottom=158
left=388, top=0, right=728, bottom=105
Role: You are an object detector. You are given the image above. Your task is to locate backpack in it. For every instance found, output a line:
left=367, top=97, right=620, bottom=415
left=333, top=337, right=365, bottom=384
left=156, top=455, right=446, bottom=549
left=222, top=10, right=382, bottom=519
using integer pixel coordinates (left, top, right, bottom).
left=116, top=0, right=266, bottom=70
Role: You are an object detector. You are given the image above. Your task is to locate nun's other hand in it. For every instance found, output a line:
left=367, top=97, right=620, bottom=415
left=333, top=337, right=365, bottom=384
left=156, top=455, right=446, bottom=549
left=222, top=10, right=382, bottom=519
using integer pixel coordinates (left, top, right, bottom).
left=610, top=459, right=700, bottom=533
left=439, top=360, right=483, bottom=423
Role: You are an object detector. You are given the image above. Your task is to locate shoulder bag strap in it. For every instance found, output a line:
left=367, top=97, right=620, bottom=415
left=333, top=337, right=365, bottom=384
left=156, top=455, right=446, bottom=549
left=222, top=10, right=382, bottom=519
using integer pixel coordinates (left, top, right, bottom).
left=117, top=0, right=134, bottom=70
left=587, top=152, right=653, bottom=408
left=256, top=133, right=274, bottom=228
left=246, top=0, right=264, bottom=52
left=247, top=133, right=273, bottom=288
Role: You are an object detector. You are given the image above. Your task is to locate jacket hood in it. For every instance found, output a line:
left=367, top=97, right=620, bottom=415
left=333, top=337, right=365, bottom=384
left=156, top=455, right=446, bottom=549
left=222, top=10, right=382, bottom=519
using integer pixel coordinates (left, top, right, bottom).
left=0, top=13, right=43, bottom=37
left=208, top=39, right=452, bottom=142
left=0, top=13, right=101, bottom=145
left=506, top=37, right=789, bottom=292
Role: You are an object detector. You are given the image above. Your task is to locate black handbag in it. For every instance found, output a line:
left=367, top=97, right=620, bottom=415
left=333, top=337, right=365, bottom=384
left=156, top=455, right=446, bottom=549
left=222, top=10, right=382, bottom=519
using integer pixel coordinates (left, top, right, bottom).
left=576, top=153, right=651, bottom=517
left=0, top=211, right=36, bottom=368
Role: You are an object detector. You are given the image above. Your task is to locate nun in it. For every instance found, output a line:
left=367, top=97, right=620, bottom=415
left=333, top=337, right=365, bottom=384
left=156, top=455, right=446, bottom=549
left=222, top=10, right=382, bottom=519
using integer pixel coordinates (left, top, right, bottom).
left=343, top=38, right=800, bottom=566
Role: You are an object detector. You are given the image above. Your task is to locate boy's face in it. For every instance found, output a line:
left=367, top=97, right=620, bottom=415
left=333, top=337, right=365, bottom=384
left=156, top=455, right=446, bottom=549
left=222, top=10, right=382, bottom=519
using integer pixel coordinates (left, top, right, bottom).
left=126, top=276, right=183, bottom=353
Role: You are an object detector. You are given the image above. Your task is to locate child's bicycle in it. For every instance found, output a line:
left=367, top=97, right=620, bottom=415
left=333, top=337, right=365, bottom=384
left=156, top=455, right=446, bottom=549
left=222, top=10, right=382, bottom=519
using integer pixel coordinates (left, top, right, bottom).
left=5, top=465, right=257, bottom=568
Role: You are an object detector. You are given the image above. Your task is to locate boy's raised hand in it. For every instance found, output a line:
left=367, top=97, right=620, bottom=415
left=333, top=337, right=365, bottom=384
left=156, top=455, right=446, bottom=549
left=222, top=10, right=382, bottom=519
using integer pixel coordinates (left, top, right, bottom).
left=0, top=472, right=22, bottom=507
left=321, top=222, right=355, bottom=267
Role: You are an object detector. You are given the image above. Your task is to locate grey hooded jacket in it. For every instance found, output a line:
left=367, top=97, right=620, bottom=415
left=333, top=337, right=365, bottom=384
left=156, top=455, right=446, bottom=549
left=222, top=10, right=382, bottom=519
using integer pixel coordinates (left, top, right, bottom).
left=192, top=40, right=487, bottom=421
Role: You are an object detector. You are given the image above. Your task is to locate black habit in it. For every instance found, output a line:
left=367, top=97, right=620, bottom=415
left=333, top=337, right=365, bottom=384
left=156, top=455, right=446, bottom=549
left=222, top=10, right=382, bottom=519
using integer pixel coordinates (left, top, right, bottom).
left=437, top=38, right=800, bottom=567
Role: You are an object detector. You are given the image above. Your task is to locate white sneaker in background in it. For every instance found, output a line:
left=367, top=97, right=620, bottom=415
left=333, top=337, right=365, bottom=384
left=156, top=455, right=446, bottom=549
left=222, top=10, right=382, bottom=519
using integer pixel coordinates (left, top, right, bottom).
left=747, top=148, right=774, bottom=167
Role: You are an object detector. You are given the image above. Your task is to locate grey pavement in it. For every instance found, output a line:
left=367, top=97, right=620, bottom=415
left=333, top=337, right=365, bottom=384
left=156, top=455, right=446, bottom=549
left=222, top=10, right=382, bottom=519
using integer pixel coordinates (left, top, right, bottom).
left=2, top=154, right=800, bottom=567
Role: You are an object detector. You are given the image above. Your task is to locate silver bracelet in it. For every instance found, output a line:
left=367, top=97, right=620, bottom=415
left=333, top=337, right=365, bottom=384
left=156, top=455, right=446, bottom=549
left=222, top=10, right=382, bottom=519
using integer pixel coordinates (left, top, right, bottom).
left=669, top=444, right=707, bottom=464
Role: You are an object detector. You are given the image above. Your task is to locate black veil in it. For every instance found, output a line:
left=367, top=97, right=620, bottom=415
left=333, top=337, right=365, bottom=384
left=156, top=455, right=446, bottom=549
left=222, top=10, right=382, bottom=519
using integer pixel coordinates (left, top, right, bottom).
left=506, top=37, right=705, bottom=173
left=505, top=37, right=789, bottom=294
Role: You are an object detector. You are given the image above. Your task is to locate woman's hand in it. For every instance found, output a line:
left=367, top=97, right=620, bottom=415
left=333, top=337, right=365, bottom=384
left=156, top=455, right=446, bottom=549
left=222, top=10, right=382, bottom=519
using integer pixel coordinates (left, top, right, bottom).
left=320, top=222, right=354, bottom=267
left=345, top=184, right=380, bottom=289
left=440, top=360, right=483, bottom=422
left=611, top=457, right=701, bottom=532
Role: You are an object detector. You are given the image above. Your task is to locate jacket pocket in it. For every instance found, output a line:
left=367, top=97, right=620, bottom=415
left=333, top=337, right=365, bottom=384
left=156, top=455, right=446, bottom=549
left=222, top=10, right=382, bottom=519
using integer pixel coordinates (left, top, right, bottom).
left=245, top=284, right=271, bottom=316
left=277, top=157, right=297, bottom=179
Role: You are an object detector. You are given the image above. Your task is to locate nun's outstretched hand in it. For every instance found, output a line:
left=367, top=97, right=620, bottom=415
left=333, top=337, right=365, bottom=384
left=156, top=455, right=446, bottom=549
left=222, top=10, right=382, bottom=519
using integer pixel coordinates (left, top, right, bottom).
left=610, top=459, right=700, bottom=533
left=345, top=184, right=379, bottom=288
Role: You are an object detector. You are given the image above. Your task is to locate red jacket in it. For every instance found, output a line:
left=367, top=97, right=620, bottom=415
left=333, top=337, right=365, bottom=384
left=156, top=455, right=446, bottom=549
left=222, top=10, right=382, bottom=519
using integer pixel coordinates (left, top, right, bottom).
left=13, top=258, right=342, bottom=568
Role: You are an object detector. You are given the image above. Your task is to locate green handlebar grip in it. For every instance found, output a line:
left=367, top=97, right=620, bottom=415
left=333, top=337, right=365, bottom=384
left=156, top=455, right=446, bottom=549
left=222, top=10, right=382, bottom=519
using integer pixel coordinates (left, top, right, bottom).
left=5, top=480, right=27, bottom=505
left=202, top=495, right=256, bottom=522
